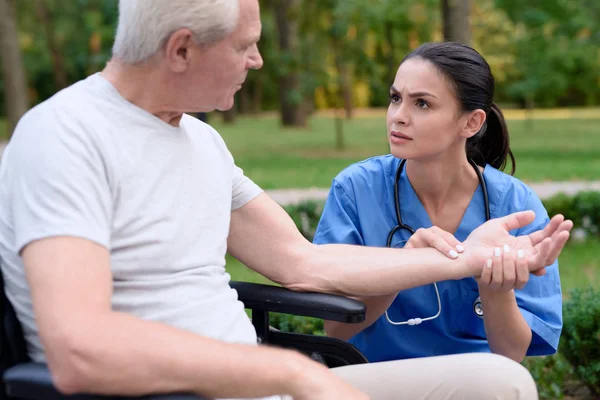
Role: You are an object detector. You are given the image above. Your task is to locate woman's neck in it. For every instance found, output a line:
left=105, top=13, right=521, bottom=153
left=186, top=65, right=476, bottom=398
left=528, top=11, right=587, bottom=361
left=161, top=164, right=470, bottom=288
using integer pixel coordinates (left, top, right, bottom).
left=405, top=150, right=481, bottom=231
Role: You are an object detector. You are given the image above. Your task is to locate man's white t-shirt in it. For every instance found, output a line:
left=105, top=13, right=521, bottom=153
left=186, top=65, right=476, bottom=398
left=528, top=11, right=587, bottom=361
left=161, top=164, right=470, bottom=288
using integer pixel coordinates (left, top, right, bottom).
left=0, top=74, right=264, bottom=366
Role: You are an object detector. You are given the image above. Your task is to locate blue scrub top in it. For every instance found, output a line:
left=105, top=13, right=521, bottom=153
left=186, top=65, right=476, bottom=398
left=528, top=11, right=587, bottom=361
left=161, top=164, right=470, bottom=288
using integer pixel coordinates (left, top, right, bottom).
left=313, top=155, right=563, bottom=362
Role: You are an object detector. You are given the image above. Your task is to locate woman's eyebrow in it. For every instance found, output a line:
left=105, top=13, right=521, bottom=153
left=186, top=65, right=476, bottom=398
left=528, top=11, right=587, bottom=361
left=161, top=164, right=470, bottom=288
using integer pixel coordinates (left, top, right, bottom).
left=389, top=86, right=437, bottom=99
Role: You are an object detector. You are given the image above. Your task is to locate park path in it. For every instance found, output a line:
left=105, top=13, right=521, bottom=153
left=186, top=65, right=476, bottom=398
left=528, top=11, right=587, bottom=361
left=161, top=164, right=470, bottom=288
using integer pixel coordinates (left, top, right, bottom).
left=1, top=140, right=599, bottom=205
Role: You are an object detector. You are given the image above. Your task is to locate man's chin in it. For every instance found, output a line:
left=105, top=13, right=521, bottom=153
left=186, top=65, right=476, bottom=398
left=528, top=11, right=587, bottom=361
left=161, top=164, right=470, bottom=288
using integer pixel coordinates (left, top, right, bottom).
left=215, top=98, right=236, bottom=112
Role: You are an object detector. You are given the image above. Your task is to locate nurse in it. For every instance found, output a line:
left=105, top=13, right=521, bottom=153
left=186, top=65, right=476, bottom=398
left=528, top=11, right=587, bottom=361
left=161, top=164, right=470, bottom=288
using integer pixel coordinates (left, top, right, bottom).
left=313, top=42, right=563, bottom=363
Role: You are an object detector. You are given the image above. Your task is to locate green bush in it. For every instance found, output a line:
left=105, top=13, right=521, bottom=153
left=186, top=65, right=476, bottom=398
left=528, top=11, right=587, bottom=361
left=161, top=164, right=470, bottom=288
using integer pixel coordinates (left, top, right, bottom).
left=269, top=313, right=325, bottom=336
left=284, top=200, right=325, bottom=241
left=522, top=354, right=575, bottom=400
left=284, top=190, right=600, bottom=242
left=544, top=191, right=600, bottom=238
left=559, top=287, right=600, bottom=396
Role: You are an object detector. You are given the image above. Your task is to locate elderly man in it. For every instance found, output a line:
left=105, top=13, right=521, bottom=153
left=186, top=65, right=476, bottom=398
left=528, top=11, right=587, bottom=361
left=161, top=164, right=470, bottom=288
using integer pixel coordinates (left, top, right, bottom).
left=0, top=0, right=571, bottom=399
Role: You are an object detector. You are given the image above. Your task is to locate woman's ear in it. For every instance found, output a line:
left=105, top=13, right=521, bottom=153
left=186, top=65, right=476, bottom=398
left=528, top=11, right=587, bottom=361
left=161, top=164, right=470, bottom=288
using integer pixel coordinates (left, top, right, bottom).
left=461, top=109, right=487, bottom=139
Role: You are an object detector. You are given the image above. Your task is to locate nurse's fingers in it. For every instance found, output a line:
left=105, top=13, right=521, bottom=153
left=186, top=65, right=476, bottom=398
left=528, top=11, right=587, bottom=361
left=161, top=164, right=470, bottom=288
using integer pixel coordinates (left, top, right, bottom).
left=515, top=249, right=529, bottom=290
left=479, top=259, right=493, bottom=285
left=430, top=226, right=464, bottom=254
left=408, top=227, right=460, bottom=259
left=501, top=245, right=516, bottom=289
left=491, top=247, right=504, bottom=290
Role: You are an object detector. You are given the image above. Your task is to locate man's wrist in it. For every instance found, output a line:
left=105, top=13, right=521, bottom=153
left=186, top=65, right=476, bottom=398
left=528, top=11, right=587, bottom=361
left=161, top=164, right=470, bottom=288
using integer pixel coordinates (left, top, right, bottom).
left=281, top=350, right=327, bottom=398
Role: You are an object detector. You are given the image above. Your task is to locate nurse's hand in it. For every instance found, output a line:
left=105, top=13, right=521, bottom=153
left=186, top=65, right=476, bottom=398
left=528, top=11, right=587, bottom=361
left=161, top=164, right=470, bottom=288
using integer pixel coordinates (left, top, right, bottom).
left=477, top=245, right=529, bottom=291
left=405, top=226, right=464, bottom=259
left=462, top=211, right=572, bottom=278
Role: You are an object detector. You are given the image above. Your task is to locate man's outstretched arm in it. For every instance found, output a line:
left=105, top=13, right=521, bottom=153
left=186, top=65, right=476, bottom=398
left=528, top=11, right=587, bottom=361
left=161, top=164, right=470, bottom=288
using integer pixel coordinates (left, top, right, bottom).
left=227, top=193, right=571, bottom=297
left=22, top=237, right=366, bottom=399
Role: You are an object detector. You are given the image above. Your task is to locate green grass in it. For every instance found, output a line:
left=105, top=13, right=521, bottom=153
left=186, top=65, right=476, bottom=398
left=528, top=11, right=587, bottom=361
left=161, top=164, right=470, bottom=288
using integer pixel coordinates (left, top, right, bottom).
left=226, top=238, right=600, bottom=295
left=0, top=119, right=7, bottom=141
left=212, top=116, right=600, bottom=189
left=555, top=239, right=600, bottom=295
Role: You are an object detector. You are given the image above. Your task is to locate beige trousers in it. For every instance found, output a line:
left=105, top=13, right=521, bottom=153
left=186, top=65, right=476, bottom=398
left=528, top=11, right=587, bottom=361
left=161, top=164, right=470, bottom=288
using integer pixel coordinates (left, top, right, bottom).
left=330, top=353, right=538, bottom=400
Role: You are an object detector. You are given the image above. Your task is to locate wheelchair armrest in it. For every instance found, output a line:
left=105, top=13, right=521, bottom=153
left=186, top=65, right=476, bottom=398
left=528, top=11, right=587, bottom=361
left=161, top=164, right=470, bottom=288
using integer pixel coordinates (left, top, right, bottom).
left=230, top=281, right=366, bottom=323
left=4, top=363, right=204, bottom=400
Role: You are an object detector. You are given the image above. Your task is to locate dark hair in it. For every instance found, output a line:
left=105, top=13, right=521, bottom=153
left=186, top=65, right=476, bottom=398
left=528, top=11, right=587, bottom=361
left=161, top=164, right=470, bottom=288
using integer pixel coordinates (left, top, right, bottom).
left=400, top=42, right=515, bottom=174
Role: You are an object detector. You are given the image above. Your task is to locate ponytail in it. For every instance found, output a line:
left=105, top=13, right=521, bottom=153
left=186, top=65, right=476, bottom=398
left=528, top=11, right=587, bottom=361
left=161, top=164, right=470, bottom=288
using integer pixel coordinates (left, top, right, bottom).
left=467, top=103, right=516, bottom=175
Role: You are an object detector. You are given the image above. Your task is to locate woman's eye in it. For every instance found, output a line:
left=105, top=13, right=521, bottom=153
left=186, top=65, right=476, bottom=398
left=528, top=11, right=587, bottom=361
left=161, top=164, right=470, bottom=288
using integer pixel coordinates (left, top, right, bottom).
left=390, top=94, right=400, bottom=104
left=416, top=99, right=429, bottom=109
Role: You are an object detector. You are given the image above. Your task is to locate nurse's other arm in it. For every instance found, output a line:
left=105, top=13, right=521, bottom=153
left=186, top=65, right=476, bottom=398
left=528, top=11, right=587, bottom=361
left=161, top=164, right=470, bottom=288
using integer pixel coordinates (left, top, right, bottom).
left=475, top=216, right=572, bottom=362
left=477, top=247, right=533, bottom=362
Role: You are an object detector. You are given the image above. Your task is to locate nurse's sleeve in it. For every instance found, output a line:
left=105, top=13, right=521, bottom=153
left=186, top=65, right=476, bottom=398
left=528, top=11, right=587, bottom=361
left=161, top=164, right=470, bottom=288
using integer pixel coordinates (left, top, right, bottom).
left=516, top=193, right=563, bottom=356
left=313, top=180, right=365, bottom=246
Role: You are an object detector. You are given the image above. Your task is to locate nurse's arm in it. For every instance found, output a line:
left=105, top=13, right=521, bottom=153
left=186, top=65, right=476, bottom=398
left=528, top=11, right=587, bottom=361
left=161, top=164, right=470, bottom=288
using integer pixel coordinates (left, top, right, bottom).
left=478, top=288, right=532, bottom=362
left=228, top=194, right=472, bottom=296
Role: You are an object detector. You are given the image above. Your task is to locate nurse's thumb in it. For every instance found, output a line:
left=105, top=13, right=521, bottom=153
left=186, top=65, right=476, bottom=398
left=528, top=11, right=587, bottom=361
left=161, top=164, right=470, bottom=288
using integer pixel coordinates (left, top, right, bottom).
left=499, top=210, right=536, bottom=232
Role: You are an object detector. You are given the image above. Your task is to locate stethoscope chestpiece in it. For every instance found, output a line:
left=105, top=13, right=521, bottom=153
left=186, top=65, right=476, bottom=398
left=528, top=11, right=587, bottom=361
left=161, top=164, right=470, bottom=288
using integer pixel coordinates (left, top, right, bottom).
left=473, top=296, right=484, bottom=318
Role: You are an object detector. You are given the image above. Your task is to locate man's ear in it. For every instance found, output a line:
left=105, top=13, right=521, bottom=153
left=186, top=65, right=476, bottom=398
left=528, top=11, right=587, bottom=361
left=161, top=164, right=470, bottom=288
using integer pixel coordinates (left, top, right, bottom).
left=460, top=109, right=487, bottom=139
left=164, top=28, right=195, bottom=73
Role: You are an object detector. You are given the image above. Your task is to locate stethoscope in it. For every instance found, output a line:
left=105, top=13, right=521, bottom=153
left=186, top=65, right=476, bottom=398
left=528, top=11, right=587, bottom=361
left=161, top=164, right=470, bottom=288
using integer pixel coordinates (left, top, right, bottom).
left=385, top=158, right=491, bottom=326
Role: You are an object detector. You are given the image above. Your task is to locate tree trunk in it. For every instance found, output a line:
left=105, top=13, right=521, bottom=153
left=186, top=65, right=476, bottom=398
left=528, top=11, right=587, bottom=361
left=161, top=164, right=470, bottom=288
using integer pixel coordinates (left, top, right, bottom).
left=252, top=76, right=263, bottom=114
left=273, top=0, right=306, bottom=127
left=441, top=0, right=472, bottom=45
left=35, top=0, right=69, bottom=90
left=384, top=21, right=397, bottom=86
left=336, top=59, right=353, bottom=120
left=222, top=105, right=236, bottom=124
left=0, top=0, right=29, bottom=137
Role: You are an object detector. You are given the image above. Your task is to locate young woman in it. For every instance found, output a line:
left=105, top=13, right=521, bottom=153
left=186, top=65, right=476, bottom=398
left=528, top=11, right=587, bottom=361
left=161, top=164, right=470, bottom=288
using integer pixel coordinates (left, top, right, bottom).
left=313, top=42, right=564, bottom=363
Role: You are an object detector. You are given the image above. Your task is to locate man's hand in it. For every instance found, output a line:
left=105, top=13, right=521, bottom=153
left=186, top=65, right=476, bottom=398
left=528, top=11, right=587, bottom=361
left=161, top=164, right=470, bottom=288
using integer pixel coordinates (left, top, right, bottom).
left=290, top=356, right=370, bottom=400
left=405, top=226, right=464, bottom=259
left=462, top=211, right=572, bottom=278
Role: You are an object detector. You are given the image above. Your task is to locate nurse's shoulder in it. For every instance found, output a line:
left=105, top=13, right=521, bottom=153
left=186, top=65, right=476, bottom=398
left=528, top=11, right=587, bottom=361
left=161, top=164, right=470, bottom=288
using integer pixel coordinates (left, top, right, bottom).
left=331, top=154, right=399, bottom=196
left=484, top=165, right=550, bottom=233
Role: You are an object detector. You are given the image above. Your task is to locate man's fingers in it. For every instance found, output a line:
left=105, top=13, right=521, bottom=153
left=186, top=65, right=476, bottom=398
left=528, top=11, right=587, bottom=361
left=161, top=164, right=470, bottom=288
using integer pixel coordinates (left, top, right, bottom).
left=544, top=230, right=571, bottom=265
left=531, top=268, right=547, bottom=277
left=498, top=211, right=536, bottom=232
left=528, top=215, right=564, bottom=246
left=528, top=237, right=552, bottom=272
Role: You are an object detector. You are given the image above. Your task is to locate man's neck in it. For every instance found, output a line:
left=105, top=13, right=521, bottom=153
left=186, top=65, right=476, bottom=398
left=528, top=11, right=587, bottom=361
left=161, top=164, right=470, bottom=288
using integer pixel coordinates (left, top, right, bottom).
left=101, top=59, right=184, bottom=126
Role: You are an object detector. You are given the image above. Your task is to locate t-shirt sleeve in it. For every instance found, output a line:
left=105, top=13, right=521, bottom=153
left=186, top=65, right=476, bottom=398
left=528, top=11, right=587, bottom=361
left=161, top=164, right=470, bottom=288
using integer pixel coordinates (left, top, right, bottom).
left=231, top=164, right=263, bottom=211
left=515, top=191, right=563, bottom=356
left=313, top=179, right=364, bottom=246
left=6, top=109, right=113, bottom=253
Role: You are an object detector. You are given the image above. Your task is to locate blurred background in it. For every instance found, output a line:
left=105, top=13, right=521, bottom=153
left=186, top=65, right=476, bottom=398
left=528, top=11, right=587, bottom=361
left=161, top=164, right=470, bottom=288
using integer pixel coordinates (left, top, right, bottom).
left=1, top=1, right=599, bottom=399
